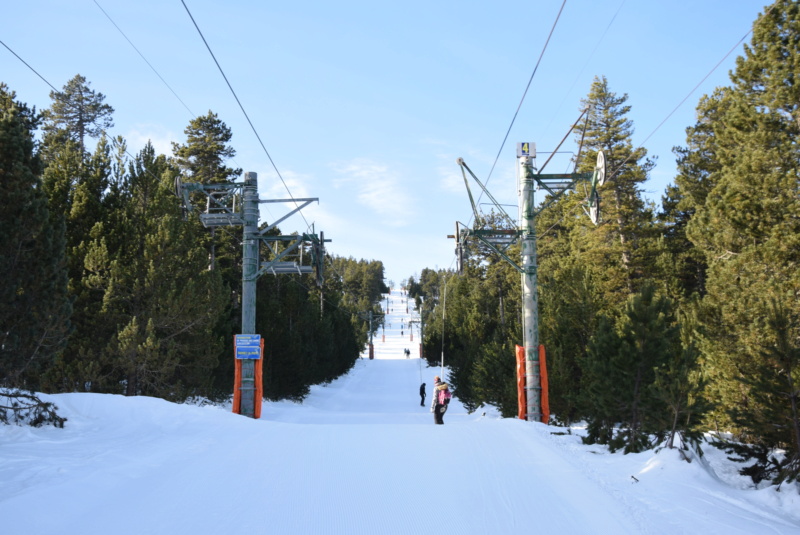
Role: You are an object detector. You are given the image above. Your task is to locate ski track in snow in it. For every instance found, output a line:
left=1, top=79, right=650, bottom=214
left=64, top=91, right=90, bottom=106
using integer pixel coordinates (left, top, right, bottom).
left=1, top=290, right=799, bottom=534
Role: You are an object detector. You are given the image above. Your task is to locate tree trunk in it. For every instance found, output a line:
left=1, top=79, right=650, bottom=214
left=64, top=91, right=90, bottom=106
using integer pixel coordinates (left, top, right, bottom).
left=630, top=365, right=643, bottom=440
left=613, top=187, right=633, bottom=292
left=786, top=365, right=800, bottom=465
left=668, top=403, right=681, bottom=449
left=126, top=371, right=137, bottom=396
left=209, top=228, right=216, bottom=271
left=498, top=285, right=505, bottom=327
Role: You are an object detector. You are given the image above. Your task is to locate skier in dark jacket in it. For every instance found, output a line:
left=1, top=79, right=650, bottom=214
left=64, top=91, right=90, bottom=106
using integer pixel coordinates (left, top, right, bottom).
left=419, top=383, right=426, bottom=406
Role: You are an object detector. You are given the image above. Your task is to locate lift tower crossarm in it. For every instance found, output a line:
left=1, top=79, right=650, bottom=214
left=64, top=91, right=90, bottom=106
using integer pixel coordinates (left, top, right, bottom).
left=468, top=230, right=524, bottom=274
left=258, top=198, right=318, bottom=235
left=457, top=158, right=516, bottom=229
left=533, top=171, right=593, bottom=213
left=256, top=232, right=325, bottom=279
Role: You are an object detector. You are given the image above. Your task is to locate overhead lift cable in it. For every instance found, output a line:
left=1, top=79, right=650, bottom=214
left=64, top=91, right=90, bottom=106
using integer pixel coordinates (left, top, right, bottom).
left=482, top=0, right=567, bottom=192
left=603, top=4, right=776, bottom=184
left=540, top=0, right=625, bottom=140
left=92, top=1, right=270, bottom=213
left=0, top=39, right=58, bottom=92
left=0, top=39, right=172, bottom=186
left=180, top=0, right=311, bottom=230
left=93, top=0, right=195, bottom=118
left=90, top=1, right=273, bottom=222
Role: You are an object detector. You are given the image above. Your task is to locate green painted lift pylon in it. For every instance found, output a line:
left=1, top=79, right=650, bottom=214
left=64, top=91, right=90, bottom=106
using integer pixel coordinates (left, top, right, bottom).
left=176, top=171, right=329, bottom=418
left=454, top=146, right=606, bottom=422
left=357, top=309, right=384, bottom=359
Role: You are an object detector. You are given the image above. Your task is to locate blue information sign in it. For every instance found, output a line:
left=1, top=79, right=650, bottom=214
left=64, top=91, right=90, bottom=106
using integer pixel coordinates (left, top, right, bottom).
left=235, top=334, right=262, bottom=359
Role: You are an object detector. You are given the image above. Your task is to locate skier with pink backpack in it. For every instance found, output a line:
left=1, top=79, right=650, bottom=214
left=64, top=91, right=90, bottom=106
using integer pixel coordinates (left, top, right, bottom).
left=430, top=376, right=452, bottom=425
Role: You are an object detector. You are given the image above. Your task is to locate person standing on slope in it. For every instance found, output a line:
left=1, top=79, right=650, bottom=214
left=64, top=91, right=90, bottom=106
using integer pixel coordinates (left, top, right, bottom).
left=430, top=376, right=451, bottom=425
left=419, top=382, right=426, bottom=406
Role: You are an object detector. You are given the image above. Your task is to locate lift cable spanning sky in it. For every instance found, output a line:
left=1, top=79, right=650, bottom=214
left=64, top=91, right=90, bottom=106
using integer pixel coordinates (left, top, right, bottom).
left=451, top=125, right=606, bottom=422
left=179, top=0, right=312, bottom=231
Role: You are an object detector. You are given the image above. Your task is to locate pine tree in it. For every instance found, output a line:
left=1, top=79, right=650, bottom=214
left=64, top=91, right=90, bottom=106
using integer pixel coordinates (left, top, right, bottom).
left=615, top=283, right=678, bottom=453
left=471, top=338, right=517, bottom=417
left=171, top=111, right=242, bottom=276
left=42, top=74, right=114, bottom=157
left=0, top=84, right=71, bottom=388
left=538, top=261, right=600, bottom=423
left=682, top=0, right=800, bottom=484
left=171, top=112, right=243, bottom=394
left=97, top=144, right=229, bottom=398
left=172, top=111, right=241, bottom=184
left=582, top=283, right=678, bottom=453
left=655, top=184, right=706, bottom=302
left=725, top=299, right=800, bottom=483
left=581, top=315, right=622, bottom=445
left=650, top=308, right=709, bottom=452
left=39, top=137, right=116, bottom=391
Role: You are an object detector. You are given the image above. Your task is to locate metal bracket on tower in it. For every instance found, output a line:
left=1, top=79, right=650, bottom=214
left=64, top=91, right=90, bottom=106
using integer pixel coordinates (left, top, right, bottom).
left=174, top=176, right=245, bottom=227
left=258, top=230, right=330, bottom=287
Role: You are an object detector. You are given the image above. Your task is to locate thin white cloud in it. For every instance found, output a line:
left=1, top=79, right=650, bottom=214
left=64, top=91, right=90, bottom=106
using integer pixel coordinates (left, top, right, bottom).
left=332, top=158, right=414, bottom=228
left=438, top=163, right=464, bottom=194
left=260, top=170, right=313, bottom=200
left=124, top=124, right=176, bottom=157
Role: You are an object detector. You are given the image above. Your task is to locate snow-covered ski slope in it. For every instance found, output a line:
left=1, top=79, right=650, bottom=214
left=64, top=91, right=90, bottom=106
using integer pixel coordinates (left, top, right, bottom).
left=1, top=289, right=799, bottom=534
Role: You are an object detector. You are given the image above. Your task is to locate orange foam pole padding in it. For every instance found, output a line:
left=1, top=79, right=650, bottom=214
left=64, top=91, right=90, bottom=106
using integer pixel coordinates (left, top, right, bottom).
left=515, top=345, right=526, bottom=420
left=232, top=339, right=242, bottom=414
left=254, top=340, right=264, bottom=419
left=540, top=344, right=550, bottom=424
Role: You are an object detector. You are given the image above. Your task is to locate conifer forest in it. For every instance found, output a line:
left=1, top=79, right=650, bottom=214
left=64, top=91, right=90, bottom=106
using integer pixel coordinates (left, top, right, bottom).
left=2, top=0, right=799, bottom=485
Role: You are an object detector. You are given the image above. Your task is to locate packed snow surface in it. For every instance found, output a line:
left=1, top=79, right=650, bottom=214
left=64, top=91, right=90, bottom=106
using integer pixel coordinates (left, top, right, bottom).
left=2, top=290, right=799, bottom=534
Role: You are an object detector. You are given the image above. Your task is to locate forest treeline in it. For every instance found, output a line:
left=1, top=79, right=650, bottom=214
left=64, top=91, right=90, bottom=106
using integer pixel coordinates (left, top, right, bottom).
left=409, top=1, right=800, bottom=486
left=1, top=77, right=388, bottom=408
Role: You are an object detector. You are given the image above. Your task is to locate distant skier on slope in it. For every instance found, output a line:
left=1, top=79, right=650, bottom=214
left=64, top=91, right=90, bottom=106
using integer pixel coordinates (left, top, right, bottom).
left=419, top=383, right=426, bottom=406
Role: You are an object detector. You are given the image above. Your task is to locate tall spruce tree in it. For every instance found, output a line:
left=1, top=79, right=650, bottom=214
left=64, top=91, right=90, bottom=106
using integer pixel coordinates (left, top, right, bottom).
left=574, top=76, right=657, bottom=301
left=536, top=77, right=658, bottom=424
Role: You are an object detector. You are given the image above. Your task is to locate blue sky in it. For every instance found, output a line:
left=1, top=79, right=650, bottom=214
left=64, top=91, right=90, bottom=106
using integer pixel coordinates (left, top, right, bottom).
left=2, top=0, right=768, bottom=284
